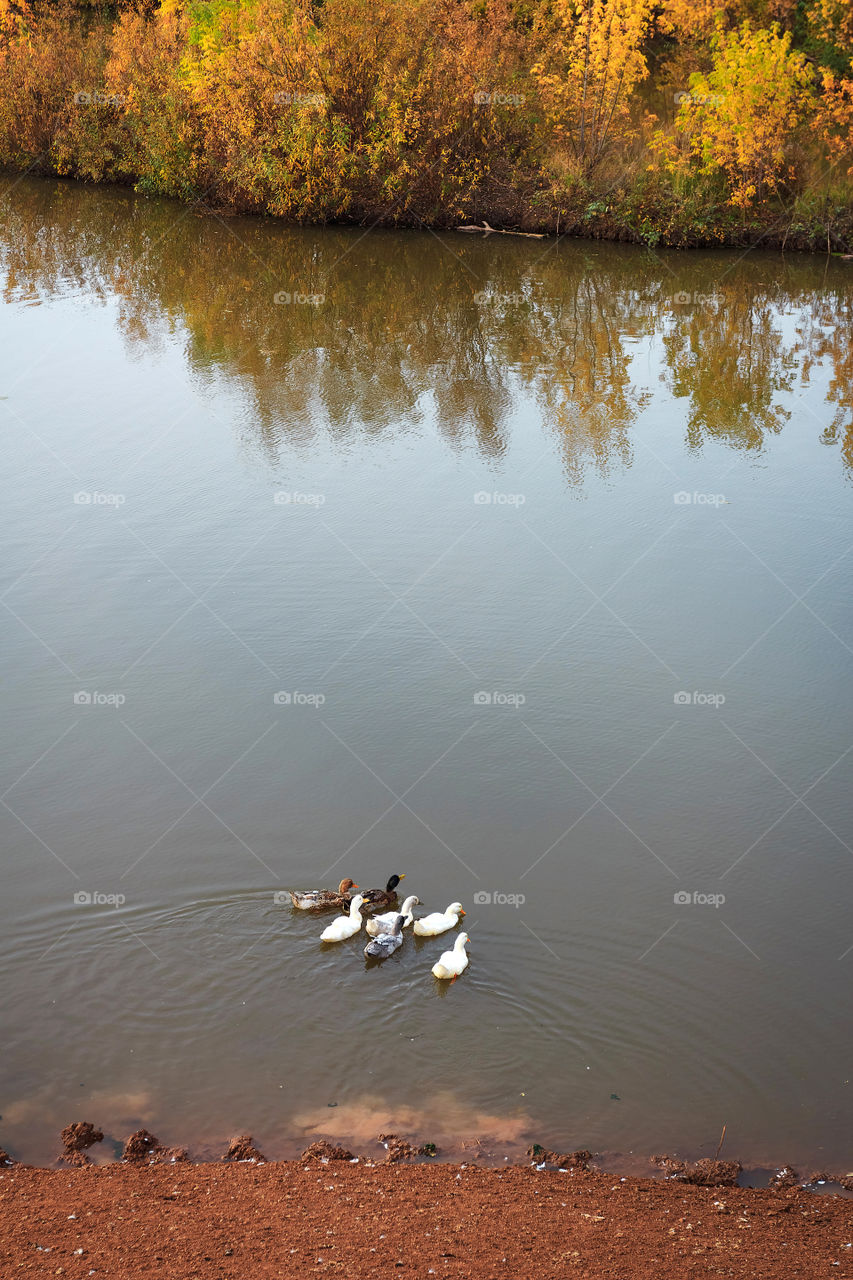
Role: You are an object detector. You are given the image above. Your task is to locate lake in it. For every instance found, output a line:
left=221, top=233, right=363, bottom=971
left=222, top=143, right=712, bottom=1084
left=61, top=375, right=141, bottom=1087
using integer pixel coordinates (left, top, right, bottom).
left=1, top=176, right=851, bottom=1170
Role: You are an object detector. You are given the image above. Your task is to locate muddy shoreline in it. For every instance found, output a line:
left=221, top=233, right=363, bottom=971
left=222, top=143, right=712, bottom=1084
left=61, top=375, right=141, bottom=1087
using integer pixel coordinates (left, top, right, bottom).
left=3, top=1147, right=852, bottom=1279
left=3, top=1123, right=852, bottom=1193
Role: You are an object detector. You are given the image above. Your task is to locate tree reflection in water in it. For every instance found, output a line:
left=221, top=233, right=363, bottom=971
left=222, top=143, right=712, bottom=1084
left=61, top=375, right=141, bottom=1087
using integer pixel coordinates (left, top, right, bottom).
left=2, top=177, right=850, bottom=484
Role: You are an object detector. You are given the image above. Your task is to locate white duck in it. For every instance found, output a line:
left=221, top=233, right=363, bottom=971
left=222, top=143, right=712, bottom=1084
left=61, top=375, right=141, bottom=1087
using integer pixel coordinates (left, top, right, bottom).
left=320, top=894, right=365, bottom=942
left=432, top=932, right=470, bottom=980
left=365, top=894, right=420, bottom=937
left=413, top=902, right=465, bottom=936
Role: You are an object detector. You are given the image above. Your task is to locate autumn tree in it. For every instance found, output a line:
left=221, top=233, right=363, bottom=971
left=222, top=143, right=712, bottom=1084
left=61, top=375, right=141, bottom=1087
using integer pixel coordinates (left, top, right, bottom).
left=656, top=0, right=797, bottom=43
left=532, top=0, right=654, bottom=175
left=674, top=22, right=814, bottom=204
left=806, top=0, right=853, bottom=72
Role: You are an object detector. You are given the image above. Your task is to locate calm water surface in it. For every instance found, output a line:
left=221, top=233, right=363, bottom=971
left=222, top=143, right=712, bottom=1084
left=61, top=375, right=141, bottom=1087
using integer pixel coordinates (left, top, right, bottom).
left=1, top=177, right=851, bottom=1168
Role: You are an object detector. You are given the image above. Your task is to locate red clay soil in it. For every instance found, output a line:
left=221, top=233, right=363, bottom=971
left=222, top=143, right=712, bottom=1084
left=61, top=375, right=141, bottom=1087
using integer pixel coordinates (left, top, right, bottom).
left=2, top=1159, right=852, bottom=1279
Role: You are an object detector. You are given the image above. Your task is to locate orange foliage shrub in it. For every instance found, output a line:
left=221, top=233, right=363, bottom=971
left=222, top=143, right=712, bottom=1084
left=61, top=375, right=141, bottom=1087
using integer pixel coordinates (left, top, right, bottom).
left=101, top=0, right=533, bottom=218
left=106, top=4, right=203, bottom=199
left=0, top=1, right=127, bottom=179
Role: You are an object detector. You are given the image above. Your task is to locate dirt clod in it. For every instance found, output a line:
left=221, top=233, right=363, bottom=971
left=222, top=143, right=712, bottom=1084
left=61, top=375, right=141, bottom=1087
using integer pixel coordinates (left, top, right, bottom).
left=377, top=1133, right=439, bottom=1162
left=300, top=1141, right=355, bottom=1162
left=123, top=1130, right=162, bottom=1162
left=806, top=1169, right=853, bottom=1191
left=59, top=1123, right=103, bottom=1166
left=769, top=1166, right=799, bottom=1189
left=651, top=1154, right=742, bottom=1185
left=528, top=1144, right=592, bottom=1170
left=222, top=1135, right=265, bottom=1163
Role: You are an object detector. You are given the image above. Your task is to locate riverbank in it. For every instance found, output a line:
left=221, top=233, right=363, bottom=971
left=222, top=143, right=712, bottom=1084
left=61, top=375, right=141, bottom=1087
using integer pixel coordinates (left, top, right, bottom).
left=6, top=167, right=853, bottom=254
left=3, top=164, right=853, bottom=254
left=1, top=1, right=851, bottom=255
left=3, top=1154, right=852, bottom=1278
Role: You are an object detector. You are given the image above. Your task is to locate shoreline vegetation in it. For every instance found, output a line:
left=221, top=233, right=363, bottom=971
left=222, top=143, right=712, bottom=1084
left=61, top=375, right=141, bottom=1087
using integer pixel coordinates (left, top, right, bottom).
left=1, top=0, right=852, bottom=251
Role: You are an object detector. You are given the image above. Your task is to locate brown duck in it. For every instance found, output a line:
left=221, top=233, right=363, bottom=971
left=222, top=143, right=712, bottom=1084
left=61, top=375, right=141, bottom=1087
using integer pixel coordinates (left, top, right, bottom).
left=288, top=878, right=359, bottom=911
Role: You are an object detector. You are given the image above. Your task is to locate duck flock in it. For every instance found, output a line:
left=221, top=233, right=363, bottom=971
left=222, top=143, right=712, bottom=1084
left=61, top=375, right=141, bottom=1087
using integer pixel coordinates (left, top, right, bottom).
left=288, top=875, right=470, bottom=980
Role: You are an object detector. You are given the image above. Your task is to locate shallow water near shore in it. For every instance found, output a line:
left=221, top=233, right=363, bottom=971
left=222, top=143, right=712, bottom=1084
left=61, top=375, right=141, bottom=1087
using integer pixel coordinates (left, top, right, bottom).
left=1, top=176, right=851, bottom=1170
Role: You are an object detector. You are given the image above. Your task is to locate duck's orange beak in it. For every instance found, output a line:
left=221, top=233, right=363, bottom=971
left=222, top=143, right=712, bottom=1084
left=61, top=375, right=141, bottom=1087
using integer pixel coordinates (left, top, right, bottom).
left=459, top=909, right=466, bottom=916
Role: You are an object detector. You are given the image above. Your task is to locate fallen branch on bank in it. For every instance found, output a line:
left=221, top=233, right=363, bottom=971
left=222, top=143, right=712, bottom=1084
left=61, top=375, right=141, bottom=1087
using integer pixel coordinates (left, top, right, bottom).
left=457, top=221, right=546, bottom=238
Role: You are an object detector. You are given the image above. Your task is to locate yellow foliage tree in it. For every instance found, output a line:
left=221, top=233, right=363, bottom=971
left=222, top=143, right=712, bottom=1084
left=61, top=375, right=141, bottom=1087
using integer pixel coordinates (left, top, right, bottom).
left=807, top=0, right=853, bottom=65
left=675, top=22, right=814, bottom=204
left=532, top=0, right=653, bottom=175
left=0, top=0, right=31, bottom=46
left=657, top=0, right=797, bottom=43
left=657, top=0, right=726, bottom=42
left=814, top=69, right=853, bottom=176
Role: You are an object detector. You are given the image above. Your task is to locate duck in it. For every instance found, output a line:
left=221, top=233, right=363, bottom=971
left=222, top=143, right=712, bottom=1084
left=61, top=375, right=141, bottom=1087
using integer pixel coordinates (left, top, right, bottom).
left=320, top=894, right=365, bottom=942
left=432, top=932, right=470, bottom=980
left=413, top=902, right=465, bottom=936
left=365, top=895, right=420, bottom=937
left=289, top=878, right=359, bottom=911
left=359, top=874, right=405, bottom=910
left=363, top=914, right=406, bottom=960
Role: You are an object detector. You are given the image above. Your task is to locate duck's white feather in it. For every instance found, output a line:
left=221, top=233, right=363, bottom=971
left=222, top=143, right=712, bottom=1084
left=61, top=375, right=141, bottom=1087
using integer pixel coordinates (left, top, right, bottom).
left=432, top=931, right=470, bottom=979
left=365, top=895, right=420, bottom=937
left=413, top=902, right=465, bottom=936
left=320, top=895, right=365, bottom=942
